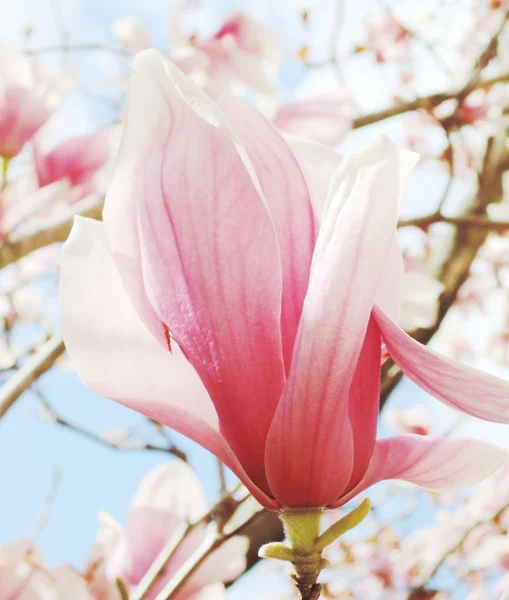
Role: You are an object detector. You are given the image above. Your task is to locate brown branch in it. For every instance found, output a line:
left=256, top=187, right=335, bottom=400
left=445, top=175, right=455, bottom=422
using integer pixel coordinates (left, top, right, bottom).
left=398, top=213, right=509, bottom=231
left=411, top=501, right=509, bottom=594
left=39, top=395, right=188, bottom=462
left=352, top=71, right=509, bottom=130
left=0, top=335, right=65, bottom=419
left=0, top=199, right=103, bottom=270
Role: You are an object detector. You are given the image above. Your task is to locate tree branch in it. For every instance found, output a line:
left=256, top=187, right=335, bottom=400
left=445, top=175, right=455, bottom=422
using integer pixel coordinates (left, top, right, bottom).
left=0, top=199, right=103, bottom=270
left=0, top=334, right=65, bottom=419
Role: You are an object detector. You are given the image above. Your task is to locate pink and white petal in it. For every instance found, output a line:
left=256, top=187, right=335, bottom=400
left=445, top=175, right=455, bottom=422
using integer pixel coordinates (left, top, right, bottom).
left=347, top=435, right=507, bottom=501
left=284, top=135, right=342, bottom=223
left=105, top=50, right=285, bottom=490
left=219, top=95, right=316, bottom=371
left=273, top=93, right=353, bottom=147
left=375, top=235, right=404, bottom=322
left=373, top=305, right=509, bottom=422
left=122, top=461, right=210, bottom=578
left=129, top=461, right=208, bottom=523
left=60, top=217, right=277, bottom=510
left=265, top=137, right=418, bottom=508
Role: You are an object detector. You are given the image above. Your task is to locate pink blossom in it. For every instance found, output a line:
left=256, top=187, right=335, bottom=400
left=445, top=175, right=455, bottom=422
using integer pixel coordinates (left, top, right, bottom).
left=85, top=461, right=247, bottom=600
left=0, top=43, right=74, bottom=158
left=60, top=50, right=509, bottom=511
left=385, top=407, right=431, bottom=436
left=112, top=12, right=283, bottom=94
left=33, top=129, right=112, bottom=204
left=360, top=11, right=409, bottom=63
left=0, top=540, right=91, bottom=600
left=272, top=92, right=353, bottom=146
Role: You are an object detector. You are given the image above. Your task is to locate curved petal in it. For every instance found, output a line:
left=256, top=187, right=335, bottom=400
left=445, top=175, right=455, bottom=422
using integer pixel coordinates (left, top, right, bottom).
left=338, top=435, right=507, bottom=506
left=344, top=315, right=382, bottom=494
left=219, top=95, right=316, bottom=371
left=265, top=137, right=418, bottom=508
left=373, top=305, right=509, bottom=423
left=273, top=92, right=353, bottom=147
left=284, top=135, right=342, bottom=223
left=60, top=217, right=277, bottom=510
left=103, top=50, right=286, bottom=491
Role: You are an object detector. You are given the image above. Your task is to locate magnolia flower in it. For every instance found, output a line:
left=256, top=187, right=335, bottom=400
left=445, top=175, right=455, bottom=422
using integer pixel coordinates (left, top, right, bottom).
left=33, top=129, right=113, bottom=204
left=85, top=460, right=248, bottom=600
left=0, top=540, right=91, bottom=600
left=272, top=92, right=353, bottom=146
left=0, top=42, right=74, bottom=159
left=60, top=50, right=509, bottom=513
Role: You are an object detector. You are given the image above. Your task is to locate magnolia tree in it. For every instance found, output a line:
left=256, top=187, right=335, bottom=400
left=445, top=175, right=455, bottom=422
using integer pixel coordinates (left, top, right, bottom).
left=3, top=0, right=509, bottom=599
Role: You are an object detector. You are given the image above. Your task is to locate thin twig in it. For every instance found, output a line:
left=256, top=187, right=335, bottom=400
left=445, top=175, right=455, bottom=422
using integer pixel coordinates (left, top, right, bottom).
left=0, top=335, right=65, bottom=419
left=39, top=395, right=187, bottom=461
left=398, top=213, right=509, bottom=230
left=31, top=467, right=62, bottom=539
left=132, top=487, right=251, bottom=600
left=352, top=71, right=509, bottom=129
left=25, top=43, right=129, bottom=56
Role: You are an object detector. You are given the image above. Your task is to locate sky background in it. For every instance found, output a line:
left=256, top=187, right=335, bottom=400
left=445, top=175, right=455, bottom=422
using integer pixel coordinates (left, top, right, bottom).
left=1, top=0, right=509, bottom=598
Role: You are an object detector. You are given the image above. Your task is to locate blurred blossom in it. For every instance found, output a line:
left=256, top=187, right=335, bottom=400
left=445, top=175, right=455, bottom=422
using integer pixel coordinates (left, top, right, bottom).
left=0, top=43, right=75, bottom=159
left=33, top=128, right=114, bottom=204
left=385, top=406, right=431, bottom=436
left=0, top=540, right=91, bottom=599
left=358, top=10, right=409, bottom=63
left=85, top=460, right=248, bottom=600
left=111, top=11, right=284, bottom=94
left=399, top=271, right=444, bottom=331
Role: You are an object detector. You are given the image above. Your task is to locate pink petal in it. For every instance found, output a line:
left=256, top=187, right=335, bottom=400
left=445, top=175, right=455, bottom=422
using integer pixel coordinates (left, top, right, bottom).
left=119, top=460, right=211, bottom=583
left=60, top=217, right=277, bottom=510
left=213, top=12, right=284, bottom=65
left=265, top=137, right=417, bottom=507
left=33, top=129, right=112, bottom=188
left=285, top=136, right=342, bottom=223
left=219, top=95, right=316, bottom=371
left=373, top=305, right=509, bottom=422
left=344, top=315, right=382, bottom=493
left=343, top=435, right=507, bottom=503
left=104, top=50, right=286, bottom=492
left=273, top=92, right=353, bottom=146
